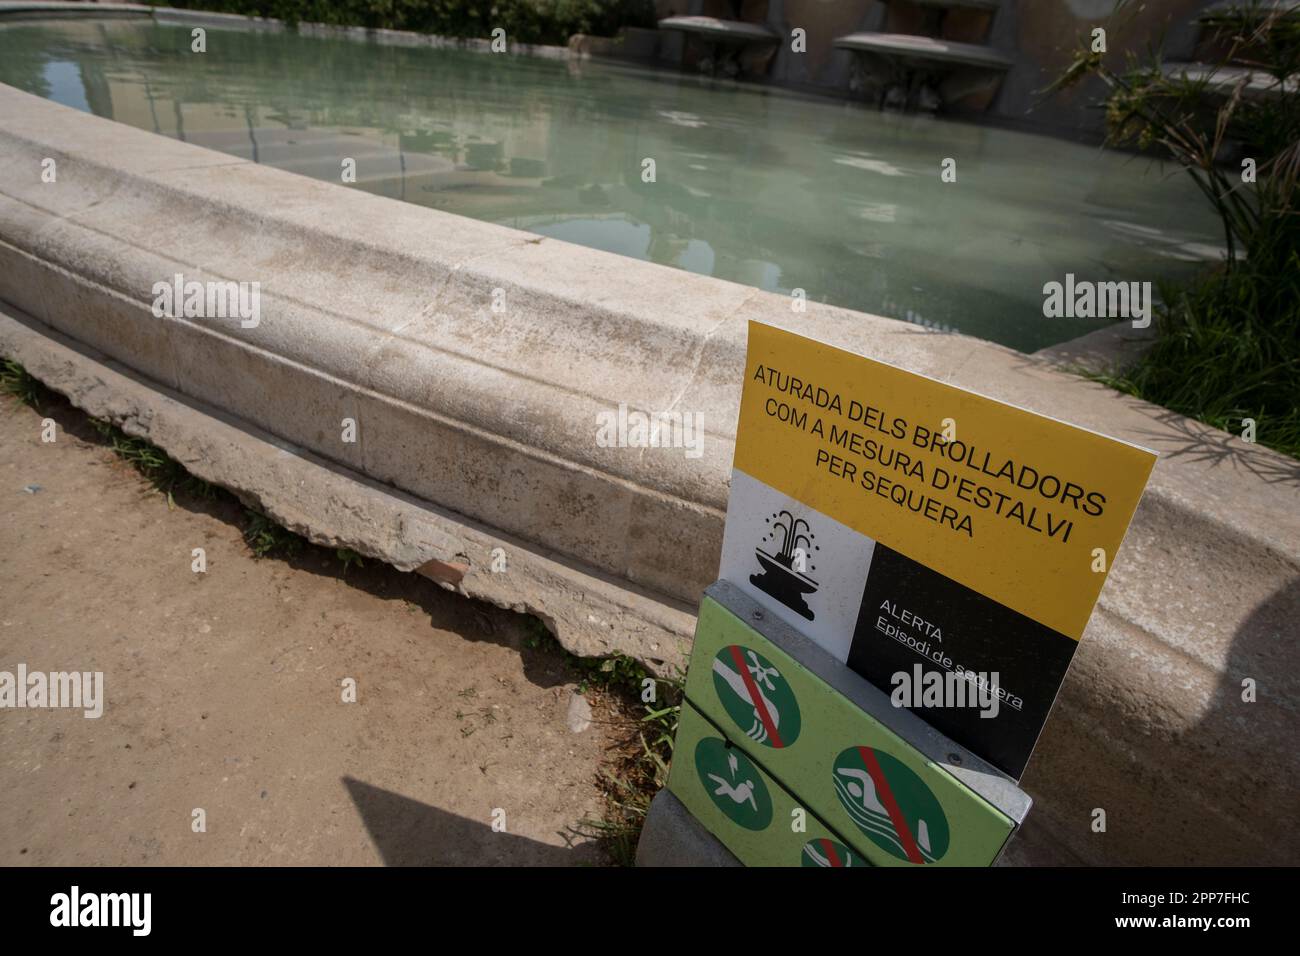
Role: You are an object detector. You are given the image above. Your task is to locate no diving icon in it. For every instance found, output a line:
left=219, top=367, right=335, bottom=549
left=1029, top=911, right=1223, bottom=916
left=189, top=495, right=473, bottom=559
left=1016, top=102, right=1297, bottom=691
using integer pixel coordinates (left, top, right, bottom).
left=711, top=644, right=802, bottom=749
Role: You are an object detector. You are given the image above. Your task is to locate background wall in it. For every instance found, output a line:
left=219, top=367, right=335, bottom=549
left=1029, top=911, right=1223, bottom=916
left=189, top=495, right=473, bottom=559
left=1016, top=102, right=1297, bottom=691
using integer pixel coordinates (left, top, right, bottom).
left=659, top=0, right=1219, bottom=139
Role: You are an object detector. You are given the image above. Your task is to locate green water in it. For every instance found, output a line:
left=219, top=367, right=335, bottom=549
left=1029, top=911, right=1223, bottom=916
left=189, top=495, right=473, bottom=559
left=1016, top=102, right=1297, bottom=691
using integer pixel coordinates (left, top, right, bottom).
left=0, top=18, right=1224, bottom=351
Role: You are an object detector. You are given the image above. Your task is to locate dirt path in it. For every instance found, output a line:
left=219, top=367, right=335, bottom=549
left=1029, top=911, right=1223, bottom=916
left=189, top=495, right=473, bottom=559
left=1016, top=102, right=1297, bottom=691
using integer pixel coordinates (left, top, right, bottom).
left=0, top=391, right=615, bottom=865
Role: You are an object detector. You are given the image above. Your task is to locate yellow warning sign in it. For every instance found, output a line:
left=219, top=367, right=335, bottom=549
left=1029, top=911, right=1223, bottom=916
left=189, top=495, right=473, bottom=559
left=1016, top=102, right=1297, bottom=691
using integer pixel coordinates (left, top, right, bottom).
left=733, top=322, right=1156, bottom=641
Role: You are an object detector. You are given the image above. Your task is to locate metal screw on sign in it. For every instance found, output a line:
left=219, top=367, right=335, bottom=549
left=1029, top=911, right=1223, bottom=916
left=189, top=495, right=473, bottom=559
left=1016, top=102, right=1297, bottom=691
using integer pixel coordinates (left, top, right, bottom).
left=752, top=610, right=764, bottom=622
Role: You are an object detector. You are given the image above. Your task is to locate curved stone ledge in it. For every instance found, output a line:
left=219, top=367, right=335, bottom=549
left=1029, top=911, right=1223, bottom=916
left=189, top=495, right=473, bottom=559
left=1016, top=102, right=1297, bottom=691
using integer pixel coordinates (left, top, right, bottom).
left=2, top=82, right=1298, bottom=865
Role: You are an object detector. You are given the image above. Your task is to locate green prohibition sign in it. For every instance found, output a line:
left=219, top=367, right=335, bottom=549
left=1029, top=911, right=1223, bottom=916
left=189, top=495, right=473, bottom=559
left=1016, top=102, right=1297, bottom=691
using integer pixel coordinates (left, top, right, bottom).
left=832, top=746, right=950, bottom=864
left=694, top=737, right=773, bottom=831
left=711, top=644, right=801, bottom=748
left=800, top=838, right=863, bottom=868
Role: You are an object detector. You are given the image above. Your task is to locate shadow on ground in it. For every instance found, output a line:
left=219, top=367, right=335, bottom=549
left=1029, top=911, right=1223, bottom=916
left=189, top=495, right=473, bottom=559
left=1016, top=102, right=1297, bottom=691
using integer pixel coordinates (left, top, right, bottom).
left=343, top=776, right=606, bottom=866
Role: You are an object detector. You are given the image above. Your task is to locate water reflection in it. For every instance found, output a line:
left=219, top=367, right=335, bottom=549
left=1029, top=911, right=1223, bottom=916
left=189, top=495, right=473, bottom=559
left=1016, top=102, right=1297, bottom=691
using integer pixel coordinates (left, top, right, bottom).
left=0, top=18, right=1224, bottom=351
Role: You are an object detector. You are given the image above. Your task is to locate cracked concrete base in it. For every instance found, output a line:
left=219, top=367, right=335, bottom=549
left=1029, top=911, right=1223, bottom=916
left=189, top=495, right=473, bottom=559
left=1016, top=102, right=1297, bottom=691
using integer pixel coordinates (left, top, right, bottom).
left=0, top=303, right=695, bottom=674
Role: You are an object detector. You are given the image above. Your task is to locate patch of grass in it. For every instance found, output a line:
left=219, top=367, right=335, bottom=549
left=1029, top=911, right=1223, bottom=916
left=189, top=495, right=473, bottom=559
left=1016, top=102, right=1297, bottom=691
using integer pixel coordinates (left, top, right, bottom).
left=88, top=418, right=218, bottom=505
left=242, top=508, right=306, bottom=559
left=574, top=653, right=650, bottom=697
left=1, top=358, right=49, bottom=409
left=335, top=547, right=365, bottom=575
left=1090, top=265, right=1300, bottom=458
left=4, top=354, right=220, bottom=504
left=580, top=684, right=681, bottom=866
left=522, top=615, right=669, bottom=696
left=89, top=416, right=368, bottom=569
left=519, top=614, right=685, bottom=865
left=521, top=615, right=551, bottom=650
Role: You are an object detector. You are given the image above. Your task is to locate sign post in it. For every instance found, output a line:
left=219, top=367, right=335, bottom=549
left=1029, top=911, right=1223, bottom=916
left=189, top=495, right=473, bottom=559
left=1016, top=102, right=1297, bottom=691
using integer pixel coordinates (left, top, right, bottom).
left=666, top=322, right=1156, bottom=865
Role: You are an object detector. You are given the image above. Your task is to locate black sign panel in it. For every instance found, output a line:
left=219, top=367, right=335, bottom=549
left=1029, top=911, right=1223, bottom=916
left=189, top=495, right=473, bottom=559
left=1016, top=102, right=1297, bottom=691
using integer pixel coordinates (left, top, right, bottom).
left=846, top=545, right=1078, bottom=779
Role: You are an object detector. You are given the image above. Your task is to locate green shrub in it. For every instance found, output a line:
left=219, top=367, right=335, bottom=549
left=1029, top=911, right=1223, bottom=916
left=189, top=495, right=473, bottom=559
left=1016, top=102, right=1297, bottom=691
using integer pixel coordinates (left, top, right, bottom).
left=150, top=0, right=656, bottom=44
left=1053, top=1, right=1300, bottom=459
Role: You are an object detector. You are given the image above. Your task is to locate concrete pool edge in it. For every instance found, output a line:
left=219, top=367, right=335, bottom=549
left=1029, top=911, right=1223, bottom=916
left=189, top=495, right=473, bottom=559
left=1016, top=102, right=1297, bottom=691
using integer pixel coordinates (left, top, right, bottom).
left=1, top=78, right=1298, bottom=868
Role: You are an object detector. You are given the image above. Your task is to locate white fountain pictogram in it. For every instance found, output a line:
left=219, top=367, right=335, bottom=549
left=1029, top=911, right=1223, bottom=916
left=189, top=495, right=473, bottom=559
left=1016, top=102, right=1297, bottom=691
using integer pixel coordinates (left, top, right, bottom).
left=750, top=509, right=821, bottom=621
left=770, top=510, right=813, bottom=569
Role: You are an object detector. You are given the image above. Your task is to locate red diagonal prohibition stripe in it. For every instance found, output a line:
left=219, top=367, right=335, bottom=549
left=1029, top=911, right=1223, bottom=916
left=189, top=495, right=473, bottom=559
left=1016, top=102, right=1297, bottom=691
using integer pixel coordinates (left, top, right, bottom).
left=820, top=838, right=843, bottom=867
left=729, top=645, right=784, bottom=748
left=858, top=746, right=924, bottom=864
